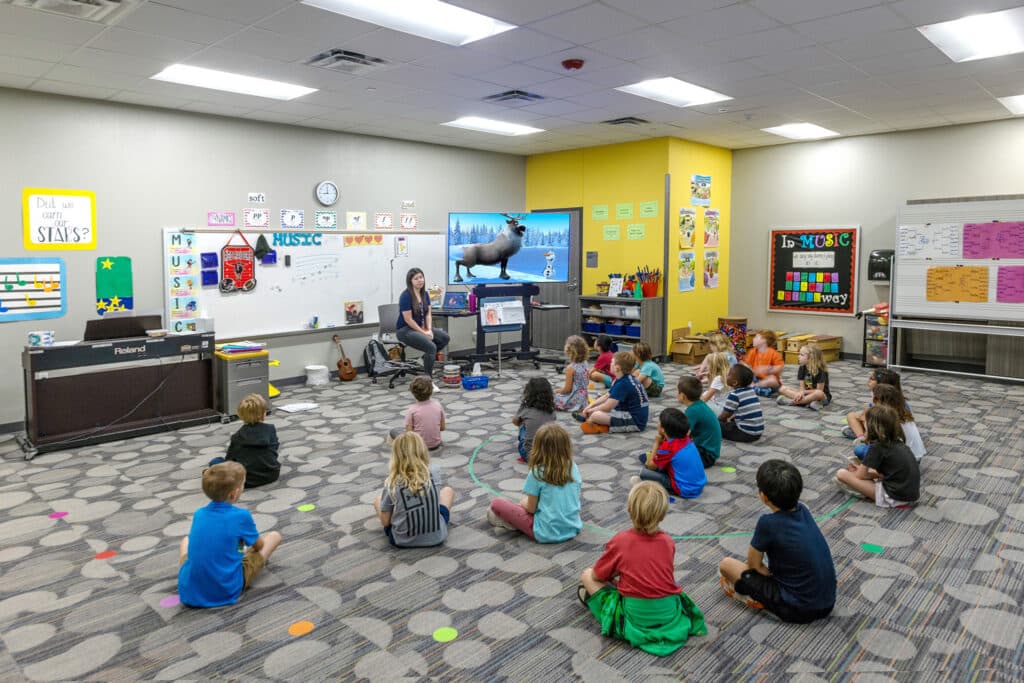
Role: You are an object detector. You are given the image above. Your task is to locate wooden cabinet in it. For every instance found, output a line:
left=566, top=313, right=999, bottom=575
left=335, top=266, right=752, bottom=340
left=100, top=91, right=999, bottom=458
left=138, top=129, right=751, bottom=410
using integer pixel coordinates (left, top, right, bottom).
left=579, top=295, right=665, bottom=358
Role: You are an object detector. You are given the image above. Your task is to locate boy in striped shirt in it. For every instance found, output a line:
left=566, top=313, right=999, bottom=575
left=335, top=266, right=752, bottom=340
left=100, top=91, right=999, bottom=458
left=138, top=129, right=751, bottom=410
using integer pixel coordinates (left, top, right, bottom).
left=718, top=364, right=764, bottom=442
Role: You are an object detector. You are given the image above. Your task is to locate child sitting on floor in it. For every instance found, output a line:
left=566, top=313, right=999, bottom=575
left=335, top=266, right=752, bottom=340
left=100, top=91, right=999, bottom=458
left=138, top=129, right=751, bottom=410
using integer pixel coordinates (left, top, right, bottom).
left=579, top=481, right=706, bottom=656
left=699, top=351, right=731, bottom=415
left=631, top=408, right=706, bottom=499
left=375, top=432, right=455, bottom=547
left=836, top=405, right=920, bottom=508
left=389, top=375, right=445, bottom=450
left=718, top=364, right=765, bottom=443
left=487, top=423, right=582, bottom=543
left=857, top=384, right=925, bottom=461
left=512, top=377, right=556, bottom=463
left=577, top=350, right=649, bottom=434
left=777, top=342, right=831, bottom=411
left=221, top=393, right=279, bottom=487
left=555, top=335, right=590, bottom=413
left=178, top=462, right=283, bottom=608
left=677, top=376, right=722, bottom=467
left=743, top=329, right=784, bottom=396
left=843, top=368, right=905, bottom=441
left=719, top=459, right=835, bottom=623
left=588, top=334, right=615, bottom=389
left=694, top=331, right=737, bottom=381
left=632, top=341, right=665, bottom=398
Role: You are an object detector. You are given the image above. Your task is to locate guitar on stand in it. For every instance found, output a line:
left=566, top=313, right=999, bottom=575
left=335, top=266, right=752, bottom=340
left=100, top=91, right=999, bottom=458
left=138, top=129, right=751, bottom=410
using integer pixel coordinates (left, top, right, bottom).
left=333, top=335, right=357, bottom=381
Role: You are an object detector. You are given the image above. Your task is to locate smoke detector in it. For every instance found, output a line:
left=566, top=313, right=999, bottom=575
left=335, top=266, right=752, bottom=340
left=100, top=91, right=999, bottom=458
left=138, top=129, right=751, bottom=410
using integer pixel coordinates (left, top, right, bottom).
left=561, top=58, right=585, bottom=71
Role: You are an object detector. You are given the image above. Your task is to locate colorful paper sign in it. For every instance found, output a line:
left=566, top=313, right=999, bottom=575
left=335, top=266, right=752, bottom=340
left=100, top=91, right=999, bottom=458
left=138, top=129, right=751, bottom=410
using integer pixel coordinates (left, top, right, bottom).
left=23, top=188, right=96, bottom=250
left=207, top=211, right=235, bottom=227
left=925, top=266, right=988, bottom=302
left=96, top=257, right=133, bottom=315
left=616, top=203, right=634, bottom=219
left=704, top=209, right=720, bottom=247
left=678, top=252, right=695, bottom=293
left=375, top=212, right=394, bottom=229
left=603, top=224, right=621, bottom=241
left=0, top=257, right=66, bottom=322
left=627, top=224, right=645, bottom=240
left=639, top=201, right=658, bottom=218
left=315, top=211, right=337, bottom=229
left=592, top=205, right=609, bottom=220
left=400, top=213, right=418, bottom=230
left=164, top=231, right=199, bottom=333
left=691, top=175, right=711, bottom=206
left=679, top=208, right=696, bottom=249
left=346, top=211, right=367, bottom=230
left=704, top=250, right=720, bottom=289
left=997, top=266, right=1024, bottom=303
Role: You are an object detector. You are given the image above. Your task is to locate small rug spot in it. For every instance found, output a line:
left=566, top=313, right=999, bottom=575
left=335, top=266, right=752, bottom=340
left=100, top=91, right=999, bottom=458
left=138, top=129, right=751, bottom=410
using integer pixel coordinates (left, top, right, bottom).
left=288, top=621, right=315, bottom=636
left=159, top=595, right=180, bottom=607
left=861, top=543, right=884, bottom=554
left=94, top=550, right=117, bottom=560
left=48, top=512, right=68, bottom=519
left=720, top=467, right=736, bottom=473
left=297, top=504, right=316, bottom=512
left=433, top=627, right=458, bottom=643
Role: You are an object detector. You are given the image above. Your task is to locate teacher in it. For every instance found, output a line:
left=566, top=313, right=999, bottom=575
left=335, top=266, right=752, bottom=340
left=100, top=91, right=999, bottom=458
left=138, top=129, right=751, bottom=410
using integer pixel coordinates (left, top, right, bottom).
left=396, top=267, right=450, bottom=378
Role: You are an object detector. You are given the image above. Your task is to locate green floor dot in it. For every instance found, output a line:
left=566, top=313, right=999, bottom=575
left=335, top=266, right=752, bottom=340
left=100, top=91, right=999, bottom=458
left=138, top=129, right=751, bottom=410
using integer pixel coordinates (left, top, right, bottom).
left=433, top=627, right=458, bottom=643
left=720, top=466, right=736, bottom=473
left=861, top=543, right=884, bottom=554
left=297, top=504, right=316, bottom=512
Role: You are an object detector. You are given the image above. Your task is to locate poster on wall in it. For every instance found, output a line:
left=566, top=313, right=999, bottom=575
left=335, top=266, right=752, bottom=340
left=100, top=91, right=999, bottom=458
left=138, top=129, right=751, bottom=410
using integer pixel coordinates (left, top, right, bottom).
left=96, top=257, right=133, bottom=315
left=165, top=230, right=199, bottom=333
left=703, top=251, right=720, bottom=289
left=768, top=226, right=859, bottom=316
left=704, top=209, right=720, bottom=247
left=678, top=252, right=696, bottom=292
left=690, top=175, right=711, bottom=206
left=678, top=208, right=696, bottom=249
left=22, top=188, right=96, bottom=250
left=0, top=257, right=65, bottom=322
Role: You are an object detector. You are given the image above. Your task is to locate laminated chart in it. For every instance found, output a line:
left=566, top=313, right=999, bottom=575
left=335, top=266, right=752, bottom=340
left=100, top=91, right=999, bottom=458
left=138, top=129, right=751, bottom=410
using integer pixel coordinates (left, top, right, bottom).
left=778, top=271, right=841, bottom=303
left=996, top=266, right=1024, bottom=303
left=896, top=223, right=962, bottom=258
left=925, top=266, right=988, bottom=302
left=962, top=221, right=1024, bottom=259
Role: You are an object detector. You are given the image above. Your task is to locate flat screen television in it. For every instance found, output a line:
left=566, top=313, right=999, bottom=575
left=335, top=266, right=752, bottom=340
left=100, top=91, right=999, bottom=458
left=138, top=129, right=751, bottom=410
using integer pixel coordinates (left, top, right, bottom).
left=447, top=211, right=571, bottom=285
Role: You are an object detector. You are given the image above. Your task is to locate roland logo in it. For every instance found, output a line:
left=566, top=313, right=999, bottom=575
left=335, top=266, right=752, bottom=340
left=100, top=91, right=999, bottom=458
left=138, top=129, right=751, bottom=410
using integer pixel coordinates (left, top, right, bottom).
left=114, top=344, right=147, bottom=355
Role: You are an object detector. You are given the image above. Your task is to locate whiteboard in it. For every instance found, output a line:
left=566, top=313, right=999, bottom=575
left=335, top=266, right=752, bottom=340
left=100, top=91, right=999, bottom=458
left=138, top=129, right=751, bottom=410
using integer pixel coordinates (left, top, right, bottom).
left=894, top=198, right=1024, bottom=322
left=162, top=229, right=445, bottom=338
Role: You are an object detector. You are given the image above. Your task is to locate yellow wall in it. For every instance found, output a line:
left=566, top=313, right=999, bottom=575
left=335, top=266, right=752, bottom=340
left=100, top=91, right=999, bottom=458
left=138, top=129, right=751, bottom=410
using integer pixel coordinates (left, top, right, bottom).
left=526, top=137, right=732, bottom=351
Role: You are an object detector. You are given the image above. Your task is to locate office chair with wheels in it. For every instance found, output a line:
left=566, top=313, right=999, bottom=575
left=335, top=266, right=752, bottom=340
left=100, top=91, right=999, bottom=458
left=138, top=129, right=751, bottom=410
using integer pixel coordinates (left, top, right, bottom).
left=368, top=304, right=421, bottom=388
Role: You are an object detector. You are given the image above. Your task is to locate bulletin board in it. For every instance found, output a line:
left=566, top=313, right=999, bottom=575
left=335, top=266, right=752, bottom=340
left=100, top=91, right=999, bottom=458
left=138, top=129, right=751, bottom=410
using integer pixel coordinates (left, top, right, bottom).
left=893, top=199, right=1024, bottom=321
left=768, top=226, right=859, bottom=316
left=162, top=229, right=444, bottom=339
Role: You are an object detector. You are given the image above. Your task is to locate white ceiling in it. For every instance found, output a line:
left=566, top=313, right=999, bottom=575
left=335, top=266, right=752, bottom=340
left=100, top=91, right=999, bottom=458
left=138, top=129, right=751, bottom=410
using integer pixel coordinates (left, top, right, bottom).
left=1, top=0, right=1023, bottom=154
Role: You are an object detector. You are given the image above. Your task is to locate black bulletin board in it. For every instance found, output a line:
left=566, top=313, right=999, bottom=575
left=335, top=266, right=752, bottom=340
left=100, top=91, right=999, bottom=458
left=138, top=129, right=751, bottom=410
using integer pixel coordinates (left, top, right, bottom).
left=768, top=226, right=859, bottom=316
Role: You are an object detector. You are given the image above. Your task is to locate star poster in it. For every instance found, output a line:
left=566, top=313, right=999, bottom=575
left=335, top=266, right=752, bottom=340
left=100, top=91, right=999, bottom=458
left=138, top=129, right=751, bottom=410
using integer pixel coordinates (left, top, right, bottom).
left=96, top=256, right=133, bottom=315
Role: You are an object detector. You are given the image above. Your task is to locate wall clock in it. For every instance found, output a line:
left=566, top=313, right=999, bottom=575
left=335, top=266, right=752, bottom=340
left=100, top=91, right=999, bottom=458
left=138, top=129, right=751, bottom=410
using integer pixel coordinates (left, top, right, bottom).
left=315, top=180, right=339, bottom=206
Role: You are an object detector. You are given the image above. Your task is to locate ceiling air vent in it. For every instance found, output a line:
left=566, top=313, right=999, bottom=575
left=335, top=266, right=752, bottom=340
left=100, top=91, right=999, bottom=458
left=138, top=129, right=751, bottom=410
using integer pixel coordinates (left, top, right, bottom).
left=304, top=49, right=391, bottom=75
left=1, top=0, right=137, bottom=22
left=483, top=90, right=544, bottom=104
left=603, top=116, right=649, bottom=125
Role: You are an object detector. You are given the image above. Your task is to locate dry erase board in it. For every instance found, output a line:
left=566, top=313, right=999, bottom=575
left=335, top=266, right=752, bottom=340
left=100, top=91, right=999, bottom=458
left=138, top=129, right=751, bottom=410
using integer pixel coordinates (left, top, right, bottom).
left=162, top=229, right=444, bottom=338
left=894, top=199, right=1024, bottom=322
left=768, top=227, right=859, bottom=316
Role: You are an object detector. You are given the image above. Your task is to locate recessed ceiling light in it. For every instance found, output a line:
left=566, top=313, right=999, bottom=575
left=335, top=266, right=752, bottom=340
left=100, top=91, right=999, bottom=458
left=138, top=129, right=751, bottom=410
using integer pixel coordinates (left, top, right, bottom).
left=998, top=94, right=1024, bottom=115
left=301, top=0, right=516, bottom=46
left=441, top=117, right=543, bottom=136
left=917, top=7, right=1024, bottom=62
left=761, top=123, right=840, bottom=140
left=151, top=64, right=316, bottom=100
left=615, top=77, right=731, bottom=108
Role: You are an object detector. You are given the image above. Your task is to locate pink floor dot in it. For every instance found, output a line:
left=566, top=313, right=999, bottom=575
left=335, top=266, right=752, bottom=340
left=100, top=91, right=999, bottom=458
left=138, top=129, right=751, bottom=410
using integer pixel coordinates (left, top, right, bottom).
left=48, top=512, right=68, bottom=519
left=159, top=595, right=180, bottom=607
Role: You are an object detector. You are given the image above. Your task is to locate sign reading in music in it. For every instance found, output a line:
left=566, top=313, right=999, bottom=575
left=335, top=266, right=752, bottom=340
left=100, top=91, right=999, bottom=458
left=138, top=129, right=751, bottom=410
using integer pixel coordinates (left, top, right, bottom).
left=23, top=188, right=97, bottom=250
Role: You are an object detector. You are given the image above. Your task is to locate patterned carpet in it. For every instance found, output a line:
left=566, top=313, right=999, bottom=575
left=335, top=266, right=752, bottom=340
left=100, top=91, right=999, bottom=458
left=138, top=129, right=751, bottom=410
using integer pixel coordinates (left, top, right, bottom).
left=1, top=358, right=1023, bottom=681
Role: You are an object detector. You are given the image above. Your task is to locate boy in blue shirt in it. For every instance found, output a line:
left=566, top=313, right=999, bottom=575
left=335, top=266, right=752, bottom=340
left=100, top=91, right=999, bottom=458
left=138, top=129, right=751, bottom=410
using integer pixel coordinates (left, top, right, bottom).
left=718, top=460, right=835, bottom=623
left=178, top=462, right=283, bottom=608
left=631, top=408, right=706, bottom=498
left=579, top=350, right=649, bottom=434
left=676, top=376, right=723, bottom=467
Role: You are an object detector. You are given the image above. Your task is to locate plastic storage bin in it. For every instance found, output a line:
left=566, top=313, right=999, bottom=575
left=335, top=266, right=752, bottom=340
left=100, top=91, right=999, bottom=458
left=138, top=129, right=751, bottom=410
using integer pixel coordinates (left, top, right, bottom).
left=583, top=322, right=603, bottom=334
left=461, top=375, right=490, bottom=390
left=605, top=323, right=625, bottom=335
left=625, top=324, right=641, bottom=337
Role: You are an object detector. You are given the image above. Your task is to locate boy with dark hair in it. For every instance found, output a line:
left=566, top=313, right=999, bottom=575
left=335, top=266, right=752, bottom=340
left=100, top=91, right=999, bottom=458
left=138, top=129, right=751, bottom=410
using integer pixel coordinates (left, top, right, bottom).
left=718, top=459, right=835, bottom=623
left=677, top=376, right=722, bottom=467
left=178, top=462, right=282, bottom=608
left=718, top=364, right=765, bottom=442
left=579, top=350, right=649, bottom=434
left=630, top=408, right=706, bottom=498
left=389, top=375, right=446, bottom=450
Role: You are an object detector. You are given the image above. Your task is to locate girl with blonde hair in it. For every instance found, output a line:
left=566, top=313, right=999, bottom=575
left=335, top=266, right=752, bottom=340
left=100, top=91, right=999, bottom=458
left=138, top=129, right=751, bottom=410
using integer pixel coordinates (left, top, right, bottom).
left=555, top=335, right=590, bottom=412
left=374, top=432, right=455, bottom=547
left=777, top=343, right=831, bottom=411
left=700, top=352, right=731, bottom=414
left=695, top=332, right=737, bottom=381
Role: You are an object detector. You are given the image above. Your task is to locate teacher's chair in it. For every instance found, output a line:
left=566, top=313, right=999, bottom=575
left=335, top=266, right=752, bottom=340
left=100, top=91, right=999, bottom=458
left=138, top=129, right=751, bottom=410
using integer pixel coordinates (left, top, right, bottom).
left=373, top=304, right=422, bottom=388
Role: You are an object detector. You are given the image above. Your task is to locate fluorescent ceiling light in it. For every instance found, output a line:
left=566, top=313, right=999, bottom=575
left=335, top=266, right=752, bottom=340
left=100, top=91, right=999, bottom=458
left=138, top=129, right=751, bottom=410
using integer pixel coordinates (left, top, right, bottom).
left=917, top=7, right=1024, bottom=62
left=998, top=94, right=1024, bottom=115
left=442, top=117, right=543, bottom=136
left=615, top=77, right=731, bottom=108
left=762, top=123, right=840, bottom=140
left=302, top=0, right=516, bottom=46
left=151, top=64, right=316, bottom=100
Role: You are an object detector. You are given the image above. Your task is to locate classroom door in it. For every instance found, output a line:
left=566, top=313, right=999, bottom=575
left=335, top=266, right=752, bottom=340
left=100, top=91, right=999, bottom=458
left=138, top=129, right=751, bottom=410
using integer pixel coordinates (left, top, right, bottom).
left=531, top=207, right=582, bottom=351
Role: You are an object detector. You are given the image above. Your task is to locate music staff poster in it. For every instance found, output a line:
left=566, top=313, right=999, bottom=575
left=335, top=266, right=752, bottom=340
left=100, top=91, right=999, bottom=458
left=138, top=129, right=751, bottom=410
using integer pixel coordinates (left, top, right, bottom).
left=0, top=257, right=66, bottom=322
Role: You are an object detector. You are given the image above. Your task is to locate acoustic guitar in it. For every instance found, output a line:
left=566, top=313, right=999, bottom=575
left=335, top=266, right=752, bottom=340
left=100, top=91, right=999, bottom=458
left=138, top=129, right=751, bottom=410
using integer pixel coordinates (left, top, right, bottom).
left=333, top=335, right=357, bottom=381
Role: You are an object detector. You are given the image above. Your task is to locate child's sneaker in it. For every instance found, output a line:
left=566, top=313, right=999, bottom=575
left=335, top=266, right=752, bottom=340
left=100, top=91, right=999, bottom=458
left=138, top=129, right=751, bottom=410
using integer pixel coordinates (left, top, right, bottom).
left=808, top=400, right=823, bottom=411
left=516, top=457, right=528, bottom=464
left=776, top=396, right=794, bottom=406
left=637, top=453, right=648, bottom=466
left=571, top=412, right=586, bottom=423
left=754, top=386, right=773, bottom=397
left=486, top=508, right=516, bottom=530
left=580, top=422, right=609, bottom=434
left=834, top=476, right=862, bottom=497
left=719, top=575, right=764, bottom=609
left=841, top=426, right=856, bottom=439
left=629, top=475, right=642, bottom=487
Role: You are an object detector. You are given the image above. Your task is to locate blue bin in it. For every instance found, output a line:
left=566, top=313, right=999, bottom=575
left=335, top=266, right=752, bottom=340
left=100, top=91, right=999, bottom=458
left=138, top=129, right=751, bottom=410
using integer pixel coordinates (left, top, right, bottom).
left=605, top=324, right=625, bottom=335
left=625, top=325, right=641, bottom=337
left=461, top=375, right=490, bottom=390
left=583, top=322, right=603, bottom=334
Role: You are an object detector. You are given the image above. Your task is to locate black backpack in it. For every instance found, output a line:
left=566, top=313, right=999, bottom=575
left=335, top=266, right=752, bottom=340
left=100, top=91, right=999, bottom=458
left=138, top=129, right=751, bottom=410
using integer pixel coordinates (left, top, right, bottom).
left=363, top=338, right=418, bottom=387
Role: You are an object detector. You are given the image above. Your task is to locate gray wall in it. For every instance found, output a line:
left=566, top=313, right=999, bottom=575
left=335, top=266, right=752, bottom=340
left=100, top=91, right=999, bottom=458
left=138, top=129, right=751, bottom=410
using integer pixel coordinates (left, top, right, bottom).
left=1, top=88, right=524, bottom=427
left=730, top=118, right=1024, bottom=351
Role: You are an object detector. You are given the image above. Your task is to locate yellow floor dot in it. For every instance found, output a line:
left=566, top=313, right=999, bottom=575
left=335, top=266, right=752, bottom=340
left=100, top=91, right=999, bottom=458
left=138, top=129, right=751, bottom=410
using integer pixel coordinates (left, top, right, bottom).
left=433, top=627, right=458, bottom=642
left=288, top=620, right=315, bottom=636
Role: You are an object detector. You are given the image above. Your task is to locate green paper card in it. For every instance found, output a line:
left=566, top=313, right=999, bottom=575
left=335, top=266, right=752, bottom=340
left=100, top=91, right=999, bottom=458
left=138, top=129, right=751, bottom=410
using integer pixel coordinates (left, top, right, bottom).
left=592, top=205, right=609, bottom=220
left=603, top=224, right=621, bottom=240
left=639, top=201, right=658, bottom=217
left=96, top=256, right=133, bottom=315
left=616, top=203, right=634, bottom=219
left=627, top=224, right=645, bottom=240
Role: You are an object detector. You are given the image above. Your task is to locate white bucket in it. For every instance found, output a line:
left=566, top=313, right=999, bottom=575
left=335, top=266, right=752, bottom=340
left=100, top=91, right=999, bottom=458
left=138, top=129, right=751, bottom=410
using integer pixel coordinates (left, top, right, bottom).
left=305, top=365, right=330, bottom=386
left=442, top=364, right=460, bottom=386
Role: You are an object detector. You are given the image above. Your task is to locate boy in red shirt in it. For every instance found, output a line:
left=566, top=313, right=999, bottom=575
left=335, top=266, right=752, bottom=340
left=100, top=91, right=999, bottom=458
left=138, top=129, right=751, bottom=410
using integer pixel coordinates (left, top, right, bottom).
left=577, top=481, right=705, bottom=656
left=743, top=329, right=784, bottom=396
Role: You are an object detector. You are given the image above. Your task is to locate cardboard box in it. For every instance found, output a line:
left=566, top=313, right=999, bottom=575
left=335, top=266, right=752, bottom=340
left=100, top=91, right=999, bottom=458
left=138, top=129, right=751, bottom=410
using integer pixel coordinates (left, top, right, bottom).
left=786, top=348, right=840, bottom=364
left=784, top=334, right=842, bottom=364
left=670, top=327, right=710, bottom=364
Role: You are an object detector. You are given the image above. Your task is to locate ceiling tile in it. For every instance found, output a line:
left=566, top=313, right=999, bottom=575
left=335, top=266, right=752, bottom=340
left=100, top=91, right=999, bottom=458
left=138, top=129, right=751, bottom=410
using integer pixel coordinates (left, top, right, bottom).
left=702, top=27, right=815, bottom=62
left=447, top=0, right=591, bottom=25
left=602, top=0, right=736, bottom=24
left=662, top=4, right=780, bottom=42
left=888, top=0, right=1023, bottom=26
left=44, top=65, right=144, bottom=90
left=473, top=28, right=574, bottom=61
left=0, top=32, right=77, bottom=63
left=111, top=90, right=194, bottom=109
left=336, top=28, right=451, bottom=64
left=529, top=4, right=646, bottom=45
left=156, top=0, right=293, bottom=25
left=575, top=62, right=651, bottom=88
left=412, top=45, right=510, bottom=77
left=749, top=47, right=846, bottom=75
left=825, top=28, right=932, bottom=61
left=792, top=6, right=912, bottom=44
left=118, top=3, right=246, bottom=45
left=63, top=48, right=168, bottom=77
left=782, top=63, right=870, bottom=87
left=30, top=79, right=115, bottom=100
left=521, top=46, right=624, bottom=77
left=180, top=101, right=257, bottom=117
left=0, top=5, right=105, bottom=44
left=0, top=73, right=35, bottom=89
left=518, top=99, right=591, bottom=116
left=475, top=63, right=562, bottom=89
left=528, top=76, right=603, bottom=99
left=88, top=28, right=205, bottom=62
left=241, top=110, right=310, bottom=125
left=751, top=0, right=883, bottom=24
left=0, top=54, right=52, bottom=78
left=585, top=26, right=691, bottom=62
left=256, top=3, right=377, bottom=44
left=215, top=27, right=328, bottom=64
left=851, top=48, right=953, bottom=76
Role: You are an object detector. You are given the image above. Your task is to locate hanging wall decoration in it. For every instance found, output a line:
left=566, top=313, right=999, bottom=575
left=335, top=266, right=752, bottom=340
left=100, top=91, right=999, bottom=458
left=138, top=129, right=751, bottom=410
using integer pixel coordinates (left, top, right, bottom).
left=678, top=208, right=696, bottom=249
left=678, top=252, right=696, bottom=293
left=704, top=209, right=720, bottom=247
left=95, top=256, right=133, bottom=315
left=220, top=231, right=257, bottom=292
left=0, top=257, right=65, bottom=322
left=23, top=188, right=96, bottom=250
